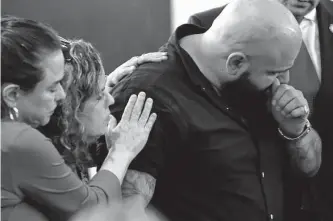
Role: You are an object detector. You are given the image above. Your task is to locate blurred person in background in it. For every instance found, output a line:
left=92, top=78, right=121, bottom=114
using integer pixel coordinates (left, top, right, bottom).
left=321, top=0, right=333, bottom=15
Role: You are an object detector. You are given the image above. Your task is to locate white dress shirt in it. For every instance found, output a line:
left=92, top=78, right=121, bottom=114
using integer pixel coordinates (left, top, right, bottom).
left=300, top=8, right=322, bottom=81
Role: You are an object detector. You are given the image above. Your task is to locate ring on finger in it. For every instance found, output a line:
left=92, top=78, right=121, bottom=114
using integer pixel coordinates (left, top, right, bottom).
left=303, top=105, right=309, bottom=115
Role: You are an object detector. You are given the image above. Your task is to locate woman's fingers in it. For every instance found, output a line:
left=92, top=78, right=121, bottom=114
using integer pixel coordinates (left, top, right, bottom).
left=129, top=92, right=146, bottom=121
left=121, top=56, right=139, bottom=67
left=137, top=52, right=167, bottom=65
left=121, top=94, right=137, bottom=121
left=107, top=66, right=135, bottom=87
left=145, top=113, right=157, bottom=132
left=287, top=106, right=309, bottom=118
left=105, top=115, right=117, bottom=149
left=138, top=97, right=153, bottom=126
left=115, top=66, right=135, bottom=82
left=106, top=52, right=168, bottom=88
left=107, top=115, right=117, bottom=133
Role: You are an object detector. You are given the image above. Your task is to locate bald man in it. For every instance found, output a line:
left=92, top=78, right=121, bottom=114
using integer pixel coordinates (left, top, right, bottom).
left=107, top=0, right=322, bottom=220
left=189, top=1, right=333, bottom=220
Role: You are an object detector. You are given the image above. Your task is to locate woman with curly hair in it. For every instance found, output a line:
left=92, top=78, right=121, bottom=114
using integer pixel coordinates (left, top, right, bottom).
left=1, top=15, right=158, bottom=221
left=39, top=37, right=168, bottom=181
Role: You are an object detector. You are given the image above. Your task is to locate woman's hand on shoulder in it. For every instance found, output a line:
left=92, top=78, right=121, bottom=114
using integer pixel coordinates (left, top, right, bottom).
left=106, top=52, right=167, bottom=87
left=105, top=92, right=157, bottom=161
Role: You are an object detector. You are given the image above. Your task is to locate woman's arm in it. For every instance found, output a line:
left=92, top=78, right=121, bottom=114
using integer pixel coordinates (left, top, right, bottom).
left=11, top=93, right=156, bottom=219
left=11, top=128, right=121, bottom=219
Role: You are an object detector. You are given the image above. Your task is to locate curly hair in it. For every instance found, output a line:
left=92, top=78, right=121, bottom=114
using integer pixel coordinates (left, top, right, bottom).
left=59, top=38, right=105, bottom=165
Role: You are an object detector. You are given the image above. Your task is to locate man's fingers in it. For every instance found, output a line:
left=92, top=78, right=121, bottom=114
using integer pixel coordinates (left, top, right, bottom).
left=271, top=78, right=281, bottom=95
left=275, top=89, right=296, bottom=112
left=286, top=106, right=309, bottom=118
left=271, top=84, right=290, bottom=107
left=280, top=97, right=300, bottom=116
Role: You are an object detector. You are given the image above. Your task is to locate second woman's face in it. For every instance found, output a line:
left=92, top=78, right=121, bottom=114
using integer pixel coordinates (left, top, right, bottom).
left=79, top=71, right=115, bottom=139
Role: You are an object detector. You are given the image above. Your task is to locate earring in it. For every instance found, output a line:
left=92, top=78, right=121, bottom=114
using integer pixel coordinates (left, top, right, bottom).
left=9, top=107, right=19, bottom=121
left=13, top=107, right=19, bottom=118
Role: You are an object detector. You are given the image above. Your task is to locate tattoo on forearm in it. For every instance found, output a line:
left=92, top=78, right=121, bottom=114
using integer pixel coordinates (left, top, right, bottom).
left=121, top=170, right=156, bottom=206
left=288, top=129, right=322, bottom=176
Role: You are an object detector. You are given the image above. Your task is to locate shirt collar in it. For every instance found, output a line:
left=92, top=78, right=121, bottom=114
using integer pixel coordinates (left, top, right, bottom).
left=304, top=8, right=317, bottom=22
left=168, top=24, right=212, bottom=89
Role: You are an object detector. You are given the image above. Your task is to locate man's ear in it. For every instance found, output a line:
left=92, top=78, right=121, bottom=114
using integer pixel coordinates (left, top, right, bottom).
left=226, top=52, right=250, bottom=77
left=2, top=83, right=21, bottom=108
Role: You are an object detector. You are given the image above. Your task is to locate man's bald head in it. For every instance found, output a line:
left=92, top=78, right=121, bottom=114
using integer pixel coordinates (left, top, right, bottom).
left=187, top=0, right=303, bottom=92
left=205, top=0, right=302, bottom=59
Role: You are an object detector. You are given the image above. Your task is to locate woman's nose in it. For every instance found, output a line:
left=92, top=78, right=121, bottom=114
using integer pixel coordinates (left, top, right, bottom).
left=56, top=84, right=66, bottom=101
left=106, top=92, right=115, bottom=107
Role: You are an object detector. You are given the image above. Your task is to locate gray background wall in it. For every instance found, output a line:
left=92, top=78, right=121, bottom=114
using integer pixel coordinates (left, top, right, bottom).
left=2, top=0, right=171, bottom=72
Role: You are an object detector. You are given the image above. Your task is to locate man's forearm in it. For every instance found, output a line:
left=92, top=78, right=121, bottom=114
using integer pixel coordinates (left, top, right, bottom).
left=122, top=170, right=156, bottom=207
left=287, top=128, right=322, bottom=177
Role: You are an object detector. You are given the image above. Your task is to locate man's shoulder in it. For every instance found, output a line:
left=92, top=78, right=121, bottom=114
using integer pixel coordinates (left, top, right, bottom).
left=112, top=49, right=186, bottom=95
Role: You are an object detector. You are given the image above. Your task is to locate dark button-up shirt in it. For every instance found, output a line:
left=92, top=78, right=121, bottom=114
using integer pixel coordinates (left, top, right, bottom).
left=110, top=24, right=289, bottom=221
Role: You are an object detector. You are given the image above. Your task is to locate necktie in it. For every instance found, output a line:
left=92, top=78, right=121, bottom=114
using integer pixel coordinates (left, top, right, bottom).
left=300, top=18, right=321, bottom=80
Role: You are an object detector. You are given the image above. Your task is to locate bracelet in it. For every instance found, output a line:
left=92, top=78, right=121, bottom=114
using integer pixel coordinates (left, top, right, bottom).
left=278, top=119, right=312, bottom=141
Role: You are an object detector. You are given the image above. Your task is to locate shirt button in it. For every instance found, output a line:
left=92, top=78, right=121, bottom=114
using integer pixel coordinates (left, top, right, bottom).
left=261, top=172, right=265, bottom=178
left=202, top=87, right=206, bottom=91
left=270, top=214, right=274, bottom=220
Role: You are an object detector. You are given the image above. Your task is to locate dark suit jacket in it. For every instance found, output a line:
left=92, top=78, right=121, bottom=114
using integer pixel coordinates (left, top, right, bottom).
left=188, top=4, right=333, bottom=221
left=321, top=0, right=333, bottom=16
